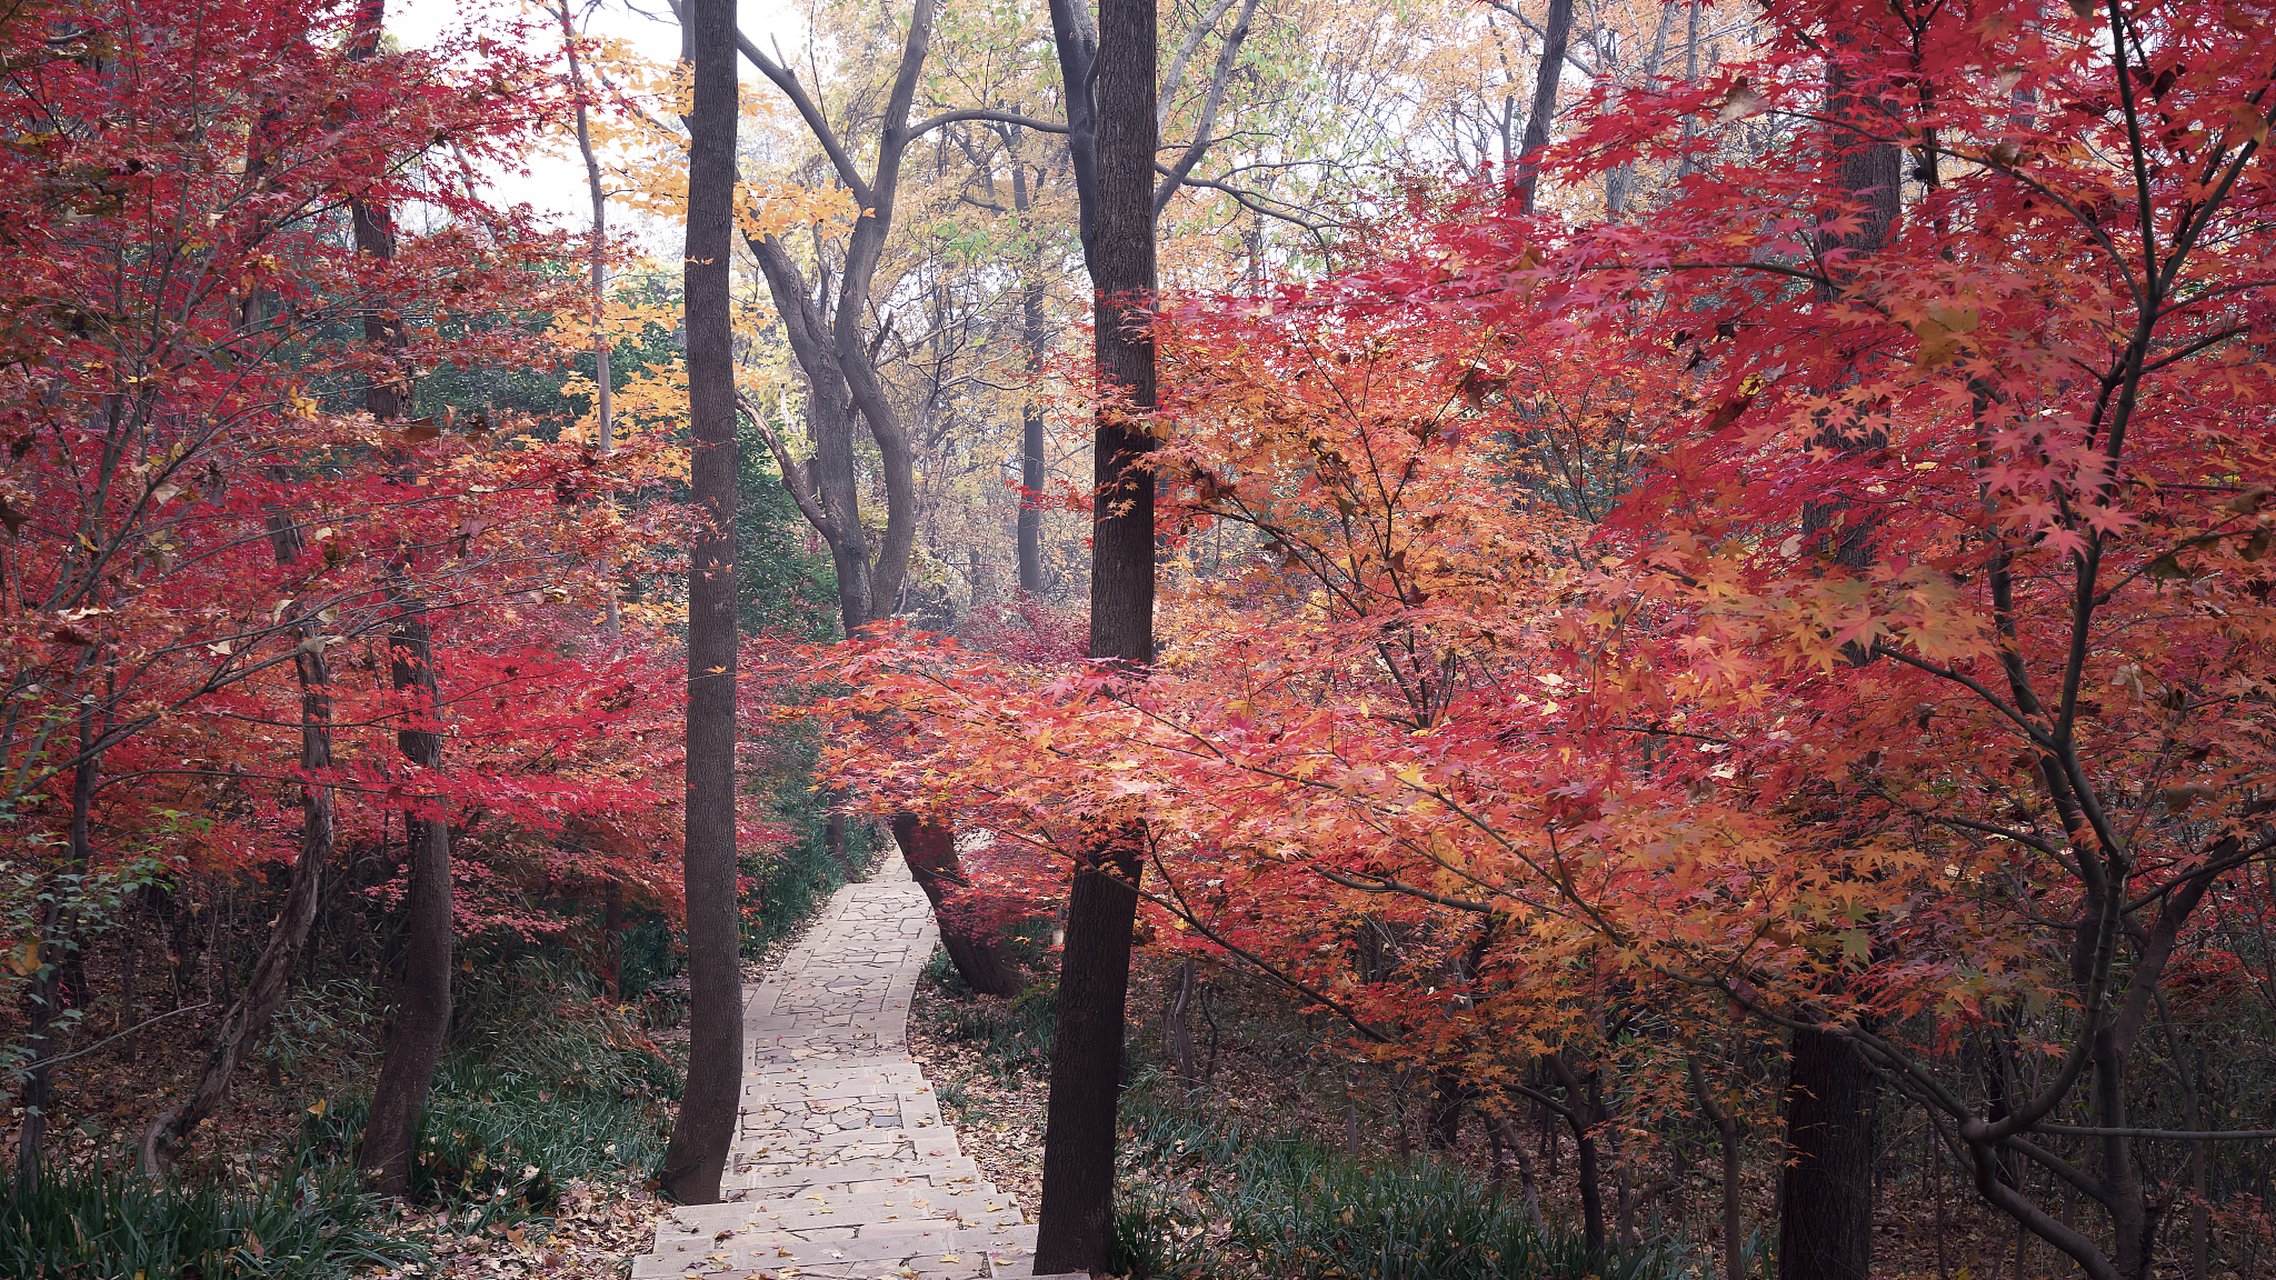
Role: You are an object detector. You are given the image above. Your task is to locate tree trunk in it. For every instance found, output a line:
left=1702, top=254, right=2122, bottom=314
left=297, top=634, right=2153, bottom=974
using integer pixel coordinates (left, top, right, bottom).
left=1164, top=957, right=1196, bottom=1085
left=1035, top=0, right=1155, bottom=1267
left=887, top=813, right=1022, bottom=997
left=1427, top=1069, right=1473, bottom=1151
left=1488, top=1108, right=1549, bottom=1231
left=1511, top=0, right=1575, bottom=213
left=557, top=0, right=623, bottom=640
left=14, top=713, right=97, bottom=1194
left=1778, top=1028, right=1877, bottom=1280
left=658, top=0, right=741, bottom=1205
left=1015, top=165, right=1049, bottom=597
left=357, top=610, right=453, bottom=1196
left=1689, top=1055, right=1747, bottom=1280
left=1546, top=1052, right=1609, bottom=1259
left=141, top=516, right=336, bottom=1175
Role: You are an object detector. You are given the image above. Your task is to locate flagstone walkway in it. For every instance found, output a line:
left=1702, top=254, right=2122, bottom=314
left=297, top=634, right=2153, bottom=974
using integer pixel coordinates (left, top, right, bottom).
left=631, top=856, right=1082, bottom=1280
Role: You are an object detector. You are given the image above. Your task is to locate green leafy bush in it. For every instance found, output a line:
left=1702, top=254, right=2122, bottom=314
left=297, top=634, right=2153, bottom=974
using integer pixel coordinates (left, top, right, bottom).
left=0, top=1157, right=418, bottom=1279
left=921, top=974, right=1057, bottom=1079
left=304, top=964, right=675, bottom=1224
left=1113, top=1079, right=1696, bottom=1280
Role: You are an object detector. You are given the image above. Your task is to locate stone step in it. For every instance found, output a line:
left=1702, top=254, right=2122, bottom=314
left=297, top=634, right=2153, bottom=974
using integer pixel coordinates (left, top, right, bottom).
left=723, top=1153, right=982, bottom=1192
left=658, top=1203, right=1026, bottom=1238
left=632, top=1223, right=1037, bottom=1279
left=671, top=1184, right=1007, bottom=1226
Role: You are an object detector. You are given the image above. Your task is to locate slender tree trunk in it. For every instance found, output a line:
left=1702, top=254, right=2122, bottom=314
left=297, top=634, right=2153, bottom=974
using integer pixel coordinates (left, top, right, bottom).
left=357, top=610, right=453, bottom=1196
left=341, top=0, right=453, bottom=1192
left=887, top=813, right=1021, bottom=997
left=1931, top=1123, right=1950, bottom=1280
left=14, top=711, right=97, bottom=1195
left=1035, top=0, right=1155, bottom=1267
left=1546, top=1053, right=1609, bottom=1258
left=1489, top=1109, right=1549, bottom=1231
left=1690, top=1055, right=1747, bottom=1280
left=141, top=513, right=336, bottom=1175
left=557, top=0, right=623, bottom=641
left=1778, top=1029, right=1877, bottom=1280
left=1015, top=173, right=1049, bottom=596
left=1165, top=957, right=1196, bottom=1085
left=1777, top=23, right=1899, bottom=1267
left=658, top=0, right=741, bottom=1204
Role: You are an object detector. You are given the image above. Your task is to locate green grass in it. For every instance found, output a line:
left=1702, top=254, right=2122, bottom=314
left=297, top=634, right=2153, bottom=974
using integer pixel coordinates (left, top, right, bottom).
left=1112, top=1076, right=1700, bottom=1280
left=303, top=961, right=678, bottom=1225
left=918, top=965, right=1058, bottom=1080
left=0, top=1156, right=420, bottom=1279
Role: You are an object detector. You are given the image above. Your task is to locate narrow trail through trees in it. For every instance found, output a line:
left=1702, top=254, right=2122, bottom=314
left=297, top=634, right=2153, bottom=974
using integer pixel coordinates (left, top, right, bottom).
left=631, top=857, right=1083, bottom=1280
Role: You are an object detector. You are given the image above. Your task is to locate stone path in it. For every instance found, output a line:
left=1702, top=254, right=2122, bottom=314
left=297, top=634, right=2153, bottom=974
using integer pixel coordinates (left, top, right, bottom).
left=631, top=857, right=1081, bottom=1280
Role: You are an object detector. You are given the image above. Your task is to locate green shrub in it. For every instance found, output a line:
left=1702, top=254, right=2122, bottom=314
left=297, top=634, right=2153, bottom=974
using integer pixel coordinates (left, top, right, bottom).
left=0, top=1156, right=419, bottom=1279
left=304, top=968, right=676, bottom=1224
left=922, top=974, right=1056, bottom=1079
left=1113, top=1079, right=1696, bottom=1280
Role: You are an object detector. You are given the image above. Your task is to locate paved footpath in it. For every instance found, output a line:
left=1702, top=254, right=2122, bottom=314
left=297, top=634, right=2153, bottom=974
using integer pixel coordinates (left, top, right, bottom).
left=631, top=856, right=1083, bottom=1280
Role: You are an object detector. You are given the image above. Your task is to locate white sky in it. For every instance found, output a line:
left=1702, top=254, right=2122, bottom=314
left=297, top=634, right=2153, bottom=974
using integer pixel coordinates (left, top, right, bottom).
left=393, top=0, right=795, bottom=230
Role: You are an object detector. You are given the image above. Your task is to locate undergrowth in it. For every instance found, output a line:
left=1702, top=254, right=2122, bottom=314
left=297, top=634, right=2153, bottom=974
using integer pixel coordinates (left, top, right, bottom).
left=1111, top=1074, right=1701, bottom=1280
left=917, top=953, right=1058, bottom=1080
left=305, top=959, right=678, bottom=1227
left=0, top=1154, right=420, bottom=1279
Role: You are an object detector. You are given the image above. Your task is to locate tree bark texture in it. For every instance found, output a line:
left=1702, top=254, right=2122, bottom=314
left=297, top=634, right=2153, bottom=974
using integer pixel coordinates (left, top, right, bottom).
left=1778, top=1028, right=1877, bottom=1280
left=888, top=813, right=1022, bottom=997
left=659, top=0, right=741, bottom=1205
left=358, top=611, right=453, bottom=1196
left=1512, top=0, right=1575, bottom=213
left=1018, top=264, right=1049, bottom=597
left=1035, top=0, right=1155, bottom=1270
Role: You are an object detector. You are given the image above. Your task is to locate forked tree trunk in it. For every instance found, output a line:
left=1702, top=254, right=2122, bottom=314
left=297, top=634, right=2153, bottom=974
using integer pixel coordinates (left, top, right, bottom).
left=888, top=814, right=1022, bottom=997
left=357, top=610, right=453, bottom=1195
left=657, top=0, right=741, bottom=1204
left=1035, top=0, right=1156, bottom=1268
left=1545, top=1052, right=1609, bottom=1258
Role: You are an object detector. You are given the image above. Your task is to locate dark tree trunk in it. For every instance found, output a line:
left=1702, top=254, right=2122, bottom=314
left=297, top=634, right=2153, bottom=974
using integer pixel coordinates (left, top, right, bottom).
left=15, top=715, right=97, bottom=1194
left=1035, top=0, right=1155, bottom=1268
left=1778, top=1029, right=1877, bottom=1280
left=1164, top=958, right=1196, bottom=1085
left=887, top=813, right=1022, bottom=997
left=1035, top=831, right=1143, bottom=1274
left=1015, top=175, right=1049, bottom=596
left=1689, top=1055, right=1748, bottom=1280
left=658, top=0, right=741, bottom=1205
left=1775, top=15, right=1896, bottom=1260
left=1546, top=1053, right=1609, bottom=1259
left=1427, top=1070, right=1470, bottom=1150
left=142, top=514, right=337, bottom=1175
left=1511, top=0, right=1575, bottom=212
left=357, top=611, right=453, bottom=1196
